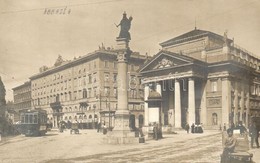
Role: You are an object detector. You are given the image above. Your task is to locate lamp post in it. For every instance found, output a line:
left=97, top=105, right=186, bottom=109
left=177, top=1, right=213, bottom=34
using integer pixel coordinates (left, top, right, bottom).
left=105, top=90, right=111, bottom=130
left=93, top=104, right=96, bottom=129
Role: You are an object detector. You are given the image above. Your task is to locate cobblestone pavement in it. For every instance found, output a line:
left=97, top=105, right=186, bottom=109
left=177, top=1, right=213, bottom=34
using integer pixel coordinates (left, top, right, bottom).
left=1, top=129, right=259, bottom=163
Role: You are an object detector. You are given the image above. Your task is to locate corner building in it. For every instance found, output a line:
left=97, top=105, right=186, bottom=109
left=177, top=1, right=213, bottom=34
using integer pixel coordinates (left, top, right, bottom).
left=30, top=50, right=146, bottom=128
left=12, top=81, right=32, bottom=122
left=140, top=29, right=260, bottom=129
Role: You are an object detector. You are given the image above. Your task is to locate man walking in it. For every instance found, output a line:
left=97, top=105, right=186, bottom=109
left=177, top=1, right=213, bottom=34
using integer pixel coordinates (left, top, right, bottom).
left=185, top=123, right=190, bottom=134
left=249, top=122, right=259, bottom=148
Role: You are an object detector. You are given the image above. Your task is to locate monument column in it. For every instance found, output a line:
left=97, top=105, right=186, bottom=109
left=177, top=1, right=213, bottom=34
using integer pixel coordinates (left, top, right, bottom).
left=104, top=12, right=138, bottom=144
left=188, top=78, right=196, bottom=125
left=113, top=38, right=131, bottom=132
left=174, top=79, right=181, bottom=128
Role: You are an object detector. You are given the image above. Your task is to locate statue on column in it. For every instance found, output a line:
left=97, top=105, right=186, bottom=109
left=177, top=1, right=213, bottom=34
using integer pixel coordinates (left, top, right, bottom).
left=116, top=12, right=133, bottom=41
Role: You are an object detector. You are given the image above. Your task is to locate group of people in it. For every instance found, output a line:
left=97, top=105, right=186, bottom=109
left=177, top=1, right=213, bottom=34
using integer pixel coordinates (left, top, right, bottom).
left=97, top=122, right=108, bottom=135
left=185, top=123, right=203, bottom=134
left=152, top=123, right=162, bottom=140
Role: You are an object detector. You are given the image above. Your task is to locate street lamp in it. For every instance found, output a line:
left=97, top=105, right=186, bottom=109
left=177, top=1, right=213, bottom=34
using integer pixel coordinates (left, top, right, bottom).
left=105, top=90, right=111, bottom=130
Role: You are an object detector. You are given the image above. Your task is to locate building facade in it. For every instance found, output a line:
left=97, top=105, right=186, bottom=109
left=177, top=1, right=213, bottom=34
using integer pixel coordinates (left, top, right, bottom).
left=140, top=29, right=260, bottom=129
left=29, top=50, right=146, bottom=129
left=12, top=81, right=32, bottom=122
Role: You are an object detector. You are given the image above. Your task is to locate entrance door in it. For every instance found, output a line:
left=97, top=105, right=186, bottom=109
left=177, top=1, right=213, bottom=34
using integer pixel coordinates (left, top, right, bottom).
left=139, top=115, right=144, bottom=127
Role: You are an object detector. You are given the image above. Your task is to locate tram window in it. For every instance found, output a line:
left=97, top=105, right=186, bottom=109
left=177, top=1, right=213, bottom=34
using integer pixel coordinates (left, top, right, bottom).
left=33, top=114, right=38, bottom=123
left=25, top=115, right=29, bottom=123
left=29, top=114, right=33, bottom=123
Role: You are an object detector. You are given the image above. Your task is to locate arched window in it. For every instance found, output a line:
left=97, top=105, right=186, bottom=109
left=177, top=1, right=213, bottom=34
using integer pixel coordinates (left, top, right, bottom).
left=212, top=113, right=218, bottom=125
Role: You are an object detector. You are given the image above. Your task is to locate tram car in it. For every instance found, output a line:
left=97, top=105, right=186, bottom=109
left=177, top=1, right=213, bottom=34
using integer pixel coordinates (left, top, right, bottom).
left=19, top=109, right=48, bottom=136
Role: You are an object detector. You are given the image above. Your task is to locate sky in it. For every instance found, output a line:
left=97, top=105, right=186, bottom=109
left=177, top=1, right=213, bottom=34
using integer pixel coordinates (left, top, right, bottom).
left=0, top=0, right=260, bottom=101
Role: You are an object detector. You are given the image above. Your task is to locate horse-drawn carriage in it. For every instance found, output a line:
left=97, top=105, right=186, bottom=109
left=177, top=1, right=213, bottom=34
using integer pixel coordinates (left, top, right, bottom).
left=70, top=122, right=79, bottom=134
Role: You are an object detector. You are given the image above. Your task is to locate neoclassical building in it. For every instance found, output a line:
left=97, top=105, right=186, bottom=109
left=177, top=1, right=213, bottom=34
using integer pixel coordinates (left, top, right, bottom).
left=140, top=28, right=260, bottom=129
left=29, top=49, right=147, bottom=128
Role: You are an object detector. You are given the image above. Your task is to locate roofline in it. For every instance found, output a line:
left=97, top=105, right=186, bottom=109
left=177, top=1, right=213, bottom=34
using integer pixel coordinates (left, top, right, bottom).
left=12, top=81, right=31, bottom=90
left=29, top=50, right=147, bottom=80
left=160, top=29, right=232, bottom=47
left=139, top=50, right=205, bottom=73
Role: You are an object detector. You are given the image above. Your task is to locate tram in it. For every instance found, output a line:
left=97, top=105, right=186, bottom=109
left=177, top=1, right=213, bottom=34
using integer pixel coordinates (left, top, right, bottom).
left=19, top=109, right=48, bottom=136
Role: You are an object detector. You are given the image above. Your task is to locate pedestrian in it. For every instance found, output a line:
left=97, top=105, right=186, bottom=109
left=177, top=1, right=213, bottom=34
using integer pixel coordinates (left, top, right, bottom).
left=153, top=123, right=158, bottom=140
left=185, top=123, right=190, bottom=134
left=103, top=123, right=107, bottom=135
left=139, top=125, right=144, bottom=137
left=237, top=121, right=247, bottom=135
left=221, top=129, right=237, bottom=163
left=230, top=122, right=235, bottom=130
left=223, top=123, right=226, bottom=131
left=97, top=122, right=101, bottom=133
left=249, top=122, right=259, bottom=148
left=198, top=123, right=203, bottom=133
left=191, top=123, right=195, bottom=133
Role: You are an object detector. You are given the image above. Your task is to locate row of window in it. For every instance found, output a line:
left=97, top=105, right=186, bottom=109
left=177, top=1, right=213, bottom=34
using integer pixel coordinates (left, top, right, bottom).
left=32, top=60, right=138, bottom=89
left=32, top=73, right=142, bottom=99
left=33, top=87, right=143, bottom=106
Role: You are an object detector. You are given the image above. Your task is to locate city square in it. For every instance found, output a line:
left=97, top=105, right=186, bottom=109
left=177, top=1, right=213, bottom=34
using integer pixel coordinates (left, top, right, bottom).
left=1, top=0, right=260, bottom=162
left=0, top=129, right=225, bottom=163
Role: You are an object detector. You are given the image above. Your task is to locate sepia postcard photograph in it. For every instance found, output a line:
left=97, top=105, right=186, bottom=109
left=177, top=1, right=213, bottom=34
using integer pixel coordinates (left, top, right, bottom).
left=0, top=0, right=260, bottom=162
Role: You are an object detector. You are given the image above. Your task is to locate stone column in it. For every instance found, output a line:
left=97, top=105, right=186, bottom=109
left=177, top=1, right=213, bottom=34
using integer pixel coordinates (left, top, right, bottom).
left=188, top=78, right=196, bottom=125
left=200, top=80, right=207, bottom=126
left=240, top=83, right=245, bottom=124
left=156, top=82, right=163, bottom=124
left=104, top=37, right=139, bottom=144
left=113, top=38, right=130, bottom=132
left=234, top=82, right=238, bottom=125
left=222, top=78, right=231, bottom=127
left=156, top=82, right=162, bottom=95
left=144, top=84, right=149, bottom=126
left=246, top=86, right=250, bottom=127
left=168, top=84, right=175, bottom=126
left=174, top=80, right=181, bottom=128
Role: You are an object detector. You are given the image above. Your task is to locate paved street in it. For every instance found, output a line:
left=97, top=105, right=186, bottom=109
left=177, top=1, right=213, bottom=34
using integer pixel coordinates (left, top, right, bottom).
left=0, top=129, right=259, bottom=163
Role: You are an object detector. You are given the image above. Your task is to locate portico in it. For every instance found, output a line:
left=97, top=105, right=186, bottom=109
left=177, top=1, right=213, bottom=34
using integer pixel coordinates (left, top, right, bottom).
left=140, top=50, right=206, bottom=129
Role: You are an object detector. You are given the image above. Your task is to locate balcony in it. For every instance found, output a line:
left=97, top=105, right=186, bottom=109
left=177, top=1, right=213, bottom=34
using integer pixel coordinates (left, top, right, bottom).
left=50, top=101, right=62, bottom=109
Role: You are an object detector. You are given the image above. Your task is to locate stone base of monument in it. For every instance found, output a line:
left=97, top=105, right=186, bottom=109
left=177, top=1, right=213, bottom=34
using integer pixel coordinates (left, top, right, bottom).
left=103, top=110, right=139, bottom=144
left=103, top=131, right=139, bottom=144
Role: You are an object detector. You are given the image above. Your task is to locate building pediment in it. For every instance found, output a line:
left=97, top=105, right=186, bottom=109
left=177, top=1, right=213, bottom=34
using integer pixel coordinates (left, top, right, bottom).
left=140, top=50, right=195, bottom=73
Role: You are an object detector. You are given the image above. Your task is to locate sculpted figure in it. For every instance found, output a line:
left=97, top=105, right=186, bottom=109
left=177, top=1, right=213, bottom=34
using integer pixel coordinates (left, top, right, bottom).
left=116, top=12, right=133, bottom=40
